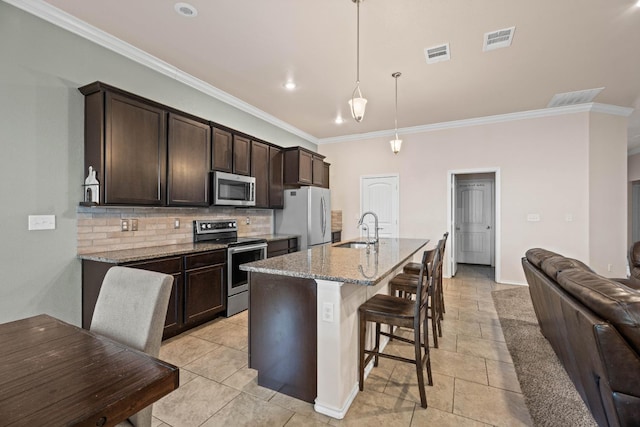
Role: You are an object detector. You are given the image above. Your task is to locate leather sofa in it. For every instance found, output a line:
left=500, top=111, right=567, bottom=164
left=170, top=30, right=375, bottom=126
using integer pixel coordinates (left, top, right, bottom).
left=522, top=248, right=640, bottom=427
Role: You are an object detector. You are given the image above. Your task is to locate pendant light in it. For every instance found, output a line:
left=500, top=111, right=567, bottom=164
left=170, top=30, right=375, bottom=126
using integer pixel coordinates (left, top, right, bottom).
left=390, top=72, right=402, bottom=154
left=349, top=0, right=367, bottom=122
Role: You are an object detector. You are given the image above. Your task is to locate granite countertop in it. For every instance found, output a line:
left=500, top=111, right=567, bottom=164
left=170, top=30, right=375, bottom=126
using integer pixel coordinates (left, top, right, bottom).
left=78, top=233, right=301, bottom=263
left=240, top=238, right=430, bottom=286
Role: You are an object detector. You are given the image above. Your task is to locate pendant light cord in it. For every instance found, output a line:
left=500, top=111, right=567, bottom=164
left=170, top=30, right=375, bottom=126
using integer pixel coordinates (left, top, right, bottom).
left=393, top=72, right=401, bottom=139
left=356, top=0, right=360, bottom=84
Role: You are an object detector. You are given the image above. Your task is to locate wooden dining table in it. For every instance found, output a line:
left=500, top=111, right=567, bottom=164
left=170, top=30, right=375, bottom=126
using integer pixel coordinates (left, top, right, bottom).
left=0, top=314, right=179, bottom=426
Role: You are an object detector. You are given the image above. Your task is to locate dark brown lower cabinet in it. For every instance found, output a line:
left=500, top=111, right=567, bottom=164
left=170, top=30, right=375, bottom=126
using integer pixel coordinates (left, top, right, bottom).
left=249, top=272, right=317, bottom=403
left=267, top=237, right=299, bottom=258
left=184, top=251, right=226, bottom=325
left=82, top=248, right=226, bottom=340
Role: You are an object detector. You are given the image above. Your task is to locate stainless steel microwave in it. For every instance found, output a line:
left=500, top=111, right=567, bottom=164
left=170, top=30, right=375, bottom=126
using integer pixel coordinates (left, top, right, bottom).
left=213, top=171, right=256, bottom=206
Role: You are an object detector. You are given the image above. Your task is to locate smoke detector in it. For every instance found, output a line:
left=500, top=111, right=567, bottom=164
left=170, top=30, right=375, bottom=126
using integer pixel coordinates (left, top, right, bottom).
left=174, top=2, right=198, bottom=17
left=547, top=88, right=604, bottom=108
left=424, top=43, right=450, bottom=64
left=483, top=27, right=515, bottom=51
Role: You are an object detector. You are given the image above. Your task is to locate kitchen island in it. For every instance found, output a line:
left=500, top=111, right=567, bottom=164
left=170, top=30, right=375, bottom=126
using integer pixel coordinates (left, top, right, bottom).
left=241, top=237, right=430, bottom=419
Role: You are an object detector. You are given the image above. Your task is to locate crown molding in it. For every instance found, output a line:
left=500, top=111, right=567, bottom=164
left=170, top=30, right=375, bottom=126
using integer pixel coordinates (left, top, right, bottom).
left=4, top=0, right=319, bottom=145
left=319, top=103, right=635, bottom=145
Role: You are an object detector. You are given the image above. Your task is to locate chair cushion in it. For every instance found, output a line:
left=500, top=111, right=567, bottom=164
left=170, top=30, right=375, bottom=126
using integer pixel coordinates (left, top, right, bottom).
left=557, top=269, right=640, bottom=354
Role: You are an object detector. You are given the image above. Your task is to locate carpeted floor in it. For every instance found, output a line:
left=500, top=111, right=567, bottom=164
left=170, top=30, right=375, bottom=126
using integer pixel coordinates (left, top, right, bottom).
left=491, top=286, right=597, bottom=427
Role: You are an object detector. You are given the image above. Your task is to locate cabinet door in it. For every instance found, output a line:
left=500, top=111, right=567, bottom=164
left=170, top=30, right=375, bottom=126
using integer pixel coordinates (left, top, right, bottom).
left=251, top=141, right=269, bottom=208
left=105, top=92, right=166, bottom=205
left=185, top=263, right=226, bottom=325
left=323, top=162, right=330, bottom=189
left=233, top=135, right=251, bottom=176
left=312, top=155, right=324, bottom=186
left=269, top=146, right=284, bottom=208
left=167, top=113, right=211, bottom=206
left=124, top=257, right=184, bottom=338
left=299, top=150, right=313, bottom=184
left=212, top=127, right=233, bottom=172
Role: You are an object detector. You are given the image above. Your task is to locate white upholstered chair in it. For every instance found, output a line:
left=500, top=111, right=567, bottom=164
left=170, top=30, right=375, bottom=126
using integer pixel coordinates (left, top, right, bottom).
left=90, top=266, right=174, bottom=427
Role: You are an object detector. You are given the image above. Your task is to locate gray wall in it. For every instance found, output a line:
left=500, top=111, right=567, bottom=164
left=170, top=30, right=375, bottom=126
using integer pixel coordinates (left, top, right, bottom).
left=0, top=2, right=315, bottom=325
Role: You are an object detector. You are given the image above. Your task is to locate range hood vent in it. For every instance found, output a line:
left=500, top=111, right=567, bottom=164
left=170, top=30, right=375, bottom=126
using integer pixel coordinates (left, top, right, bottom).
left=424, top=43, right=450, bottom=64
left=483, top=27, right=515, bottom=51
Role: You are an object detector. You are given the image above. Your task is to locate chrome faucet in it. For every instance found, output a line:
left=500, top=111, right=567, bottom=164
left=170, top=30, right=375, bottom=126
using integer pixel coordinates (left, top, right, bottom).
left=357, top=211, right=379, bottom=247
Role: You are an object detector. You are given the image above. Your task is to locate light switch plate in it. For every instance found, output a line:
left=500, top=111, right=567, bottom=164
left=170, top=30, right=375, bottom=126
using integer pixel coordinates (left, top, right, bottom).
left=28, top=215, right=56, bottom=230
left=527, top=213, right=541, bottom=222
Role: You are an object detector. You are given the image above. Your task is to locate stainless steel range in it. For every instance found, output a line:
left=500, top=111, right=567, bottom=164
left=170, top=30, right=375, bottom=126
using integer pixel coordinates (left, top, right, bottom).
left=194, top=219, right=267, bottom=317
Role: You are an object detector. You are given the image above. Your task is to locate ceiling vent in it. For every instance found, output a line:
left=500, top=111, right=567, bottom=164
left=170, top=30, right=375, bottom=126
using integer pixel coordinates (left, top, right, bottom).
left=547, top=87, right=604, bottom=108
left=424, top=43, right=450, bottom=64
left=483, top=27, right=515, bottom=51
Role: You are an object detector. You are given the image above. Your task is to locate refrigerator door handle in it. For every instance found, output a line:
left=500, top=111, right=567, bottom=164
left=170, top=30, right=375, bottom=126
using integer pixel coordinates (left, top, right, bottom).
left=321, top=196, right=326, bottom=238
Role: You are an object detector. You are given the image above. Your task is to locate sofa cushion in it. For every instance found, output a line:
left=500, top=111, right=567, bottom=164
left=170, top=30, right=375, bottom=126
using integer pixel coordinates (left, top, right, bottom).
left=526, top=248, right=561, bottom=268
left=557, top=269, right=640, bottom=354
left=541, top=255, right=593, bottom=280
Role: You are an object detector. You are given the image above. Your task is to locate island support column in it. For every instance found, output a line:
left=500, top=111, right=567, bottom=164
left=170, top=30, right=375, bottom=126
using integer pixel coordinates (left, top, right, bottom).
left=314, top=275, right=397, bottom=419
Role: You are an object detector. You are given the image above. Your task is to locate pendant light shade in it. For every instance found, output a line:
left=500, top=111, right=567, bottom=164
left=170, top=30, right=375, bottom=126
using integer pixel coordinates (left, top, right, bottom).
left=349, top=0, right=367, bottom=122
left=349, top=84, right=367, bottom=122
left=390, top=72, right=403, bottom=154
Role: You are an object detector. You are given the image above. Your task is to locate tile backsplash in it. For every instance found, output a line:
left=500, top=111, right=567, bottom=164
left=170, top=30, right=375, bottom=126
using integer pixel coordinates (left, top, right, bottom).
left=331, top=210, right=342, bottom=231
left=77, top=206, right=273, bottom=255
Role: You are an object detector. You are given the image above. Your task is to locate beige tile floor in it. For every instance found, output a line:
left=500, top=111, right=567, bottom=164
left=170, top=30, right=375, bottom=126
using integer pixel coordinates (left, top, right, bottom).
left=153, top=264, right=534, bottom=427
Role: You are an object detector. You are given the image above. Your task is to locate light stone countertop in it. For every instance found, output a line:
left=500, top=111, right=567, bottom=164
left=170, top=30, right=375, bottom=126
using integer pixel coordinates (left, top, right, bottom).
left=78, top=234, right=301, bottom=263
left=240, top=238, right=430, bottom=286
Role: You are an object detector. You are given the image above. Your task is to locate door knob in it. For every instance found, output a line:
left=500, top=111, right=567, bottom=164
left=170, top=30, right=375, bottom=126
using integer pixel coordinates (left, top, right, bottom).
left=486, top=226, right=491, bottom=229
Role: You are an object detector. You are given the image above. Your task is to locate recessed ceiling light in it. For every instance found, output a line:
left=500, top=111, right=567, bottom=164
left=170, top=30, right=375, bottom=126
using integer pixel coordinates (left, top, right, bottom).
left=174, top=2, right=198, bottom=17
left=335, top=116, right=344, bottom=124
left=284, top=81, right=297, bottom=90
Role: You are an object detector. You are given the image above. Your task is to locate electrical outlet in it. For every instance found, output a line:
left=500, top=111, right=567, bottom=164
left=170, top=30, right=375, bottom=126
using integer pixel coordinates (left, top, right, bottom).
left=608, top=263, right=612, bottom=272
left=246, top=217, right=251, bottom=225
left=322, top=302, right=334, bottom=322
left=174, top=218, right=180, bottom=229
left=131, top=219, right=138, bottom=231
left=121, top=219, right=129, bottom=232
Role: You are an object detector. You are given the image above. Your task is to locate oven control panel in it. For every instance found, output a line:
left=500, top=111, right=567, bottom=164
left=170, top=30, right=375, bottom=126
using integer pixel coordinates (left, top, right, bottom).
left=194, top=219, right=238, bottom=235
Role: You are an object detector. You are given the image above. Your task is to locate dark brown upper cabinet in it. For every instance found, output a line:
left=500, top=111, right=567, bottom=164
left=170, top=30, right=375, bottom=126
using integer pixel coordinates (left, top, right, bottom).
left=167, top=113, right=211, bottom=206
left=81, top=83, right=167, bottom=206
left=251, top=141, right=270, bottom=208
left=212, top=127, right=233, bottom=173
left=269, top=146, right=284, bottom=208
left=283, top=147, right=326, bottom=188
left=322, top=162, right=330, bottom=189
left=312, top=155, right=325, bottom=187
left=233, top=135, right=251, bottom=176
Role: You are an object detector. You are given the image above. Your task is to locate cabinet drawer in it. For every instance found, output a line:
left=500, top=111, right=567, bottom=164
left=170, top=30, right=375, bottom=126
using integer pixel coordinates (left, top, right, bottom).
left=185, top=250, right=226, bottom=270
left=127, top=256, right=182, bottom=274
left=268, top=239, right=289, bottom=255
left=289, top=238, right=298, bottom=250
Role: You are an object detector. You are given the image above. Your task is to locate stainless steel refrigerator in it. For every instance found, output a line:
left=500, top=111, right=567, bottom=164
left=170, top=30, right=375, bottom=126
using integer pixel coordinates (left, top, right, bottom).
left=275, top=187, right=331, bottom=250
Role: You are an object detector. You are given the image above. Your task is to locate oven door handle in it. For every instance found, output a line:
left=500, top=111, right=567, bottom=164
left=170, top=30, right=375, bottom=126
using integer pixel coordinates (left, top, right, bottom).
left=228, top=243, right=268, bottom=254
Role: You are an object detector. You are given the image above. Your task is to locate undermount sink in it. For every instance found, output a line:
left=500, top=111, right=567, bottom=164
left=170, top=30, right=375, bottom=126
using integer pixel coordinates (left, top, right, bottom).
left=334, top=241, right=370, bottom=249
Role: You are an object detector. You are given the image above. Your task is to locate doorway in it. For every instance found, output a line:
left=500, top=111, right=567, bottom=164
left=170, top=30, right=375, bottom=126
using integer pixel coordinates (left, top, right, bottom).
left=360, top=174, right=399, bottom=238
left=632, top=181, right=640, bottom=243
left=447, top=169, right=500, bottom=282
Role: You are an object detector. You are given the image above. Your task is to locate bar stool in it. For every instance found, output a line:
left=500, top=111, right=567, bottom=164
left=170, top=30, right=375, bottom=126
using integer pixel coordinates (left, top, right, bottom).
left=358, top=249, right=438, bottom=408
left=389, top=240, right=444, bottom=347
left=403, top=232, right=448, bottom=316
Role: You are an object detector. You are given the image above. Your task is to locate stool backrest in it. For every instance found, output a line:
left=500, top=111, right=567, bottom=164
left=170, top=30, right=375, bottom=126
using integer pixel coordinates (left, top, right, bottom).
left=416, top=245, right=442, bottom=323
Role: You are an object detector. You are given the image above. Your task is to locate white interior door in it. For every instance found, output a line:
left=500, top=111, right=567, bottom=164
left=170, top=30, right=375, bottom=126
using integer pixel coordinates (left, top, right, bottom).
left=456, top=179, right=493, bottom=265
left=360, top=175, right=399, bottom=238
